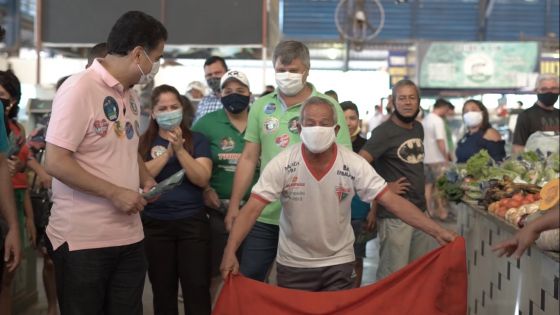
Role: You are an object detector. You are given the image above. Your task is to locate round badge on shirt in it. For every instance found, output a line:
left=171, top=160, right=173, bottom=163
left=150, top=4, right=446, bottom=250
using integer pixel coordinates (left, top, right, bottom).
left=263, top=117, right=279, bottom=134
left=125, top=121, right=134, bottom=140
left=93, top=119, right=109, bottom=137
left=275, top=134, right=290, bottom=148
left=134, top=120, right=141, bottom=137
left=114, top=121, right=125, bottom=138
left=129, top=96, right=139, bottom=115
left=264, top=103, right=276, bottom=115
left=103, top=96, right=119, bottom=122
left=288, top=117, right=299, bottom=134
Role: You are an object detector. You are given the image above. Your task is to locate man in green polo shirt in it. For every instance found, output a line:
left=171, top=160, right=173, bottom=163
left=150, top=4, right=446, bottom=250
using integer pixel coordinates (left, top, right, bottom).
left=226, top=40, right=351, bottom=282
left=192, top=69, right=259, bottom=301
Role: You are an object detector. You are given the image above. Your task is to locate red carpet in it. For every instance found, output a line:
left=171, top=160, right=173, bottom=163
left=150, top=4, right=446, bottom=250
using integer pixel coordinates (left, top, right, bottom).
left=213, top=237, right=467, bottom=315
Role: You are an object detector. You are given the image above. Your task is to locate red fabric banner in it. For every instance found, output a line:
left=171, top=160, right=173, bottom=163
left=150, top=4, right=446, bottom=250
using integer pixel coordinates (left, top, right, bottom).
left=213, top=237, right=467, bottom=315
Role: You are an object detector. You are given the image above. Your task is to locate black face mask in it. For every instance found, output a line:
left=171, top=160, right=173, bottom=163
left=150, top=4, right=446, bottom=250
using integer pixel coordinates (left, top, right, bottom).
left=394, top=107, right=420, bottom=124
left=537, top=92, right=559, bottom=107
left=221, top=93, right=250, bottom=114
left=206, top=77, right=221, bottom=93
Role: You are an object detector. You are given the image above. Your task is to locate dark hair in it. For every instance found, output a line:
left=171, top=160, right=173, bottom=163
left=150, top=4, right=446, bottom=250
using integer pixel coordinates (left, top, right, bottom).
left=434, top=98, right=452, bottom=109
left=204, top=56, right=228, bottom=71
left=87, top=42, right=108, bottom=67
left=179, top=95, right=195, bottom=128
left=0, top=26, right=5, bottom=41
left=463, top=99, right=491, bottom=132
left=139, top=85, right=193, bottom=160
left=340, top=101, right=359, bottom=118
left=56, top=75, right=70, bottom=91
left=106, top=11, right=167, bottom=56
left=0, top=70, right=22, bottom=119
left=391, top=79, right=420, bottom=102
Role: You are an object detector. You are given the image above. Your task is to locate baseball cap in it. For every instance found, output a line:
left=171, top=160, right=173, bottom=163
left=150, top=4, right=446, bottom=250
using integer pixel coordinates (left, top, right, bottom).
left=220, top=70, right=250, bottom=90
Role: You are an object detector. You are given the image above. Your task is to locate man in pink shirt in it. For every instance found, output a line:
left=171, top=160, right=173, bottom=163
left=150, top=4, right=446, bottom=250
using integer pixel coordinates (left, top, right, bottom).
left=44, top=11, right=166, bottom=314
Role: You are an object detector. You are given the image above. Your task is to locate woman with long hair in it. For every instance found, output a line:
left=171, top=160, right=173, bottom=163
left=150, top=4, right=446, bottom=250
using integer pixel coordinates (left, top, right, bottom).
left=0, top=70, right=37, bottom=314
left=455, top=99, right=505, bottom=163
left=139, top=84, right=212, bottom=315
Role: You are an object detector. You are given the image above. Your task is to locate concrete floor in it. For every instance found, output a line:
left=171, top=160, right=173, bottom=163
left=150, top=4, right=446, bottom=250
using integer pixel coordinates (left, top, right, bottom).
left=17, top=215, right=455, bottom=315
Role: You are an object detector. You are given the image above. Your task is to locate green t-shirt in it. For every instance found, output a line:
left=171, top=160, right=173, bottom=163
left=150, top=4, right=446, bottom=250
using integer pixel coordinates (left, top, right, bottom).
left=192, top=109, right=259, bottom=200
left=0, top=111, right=8, bottom=154
left=245, top=84, right=352, bottom=225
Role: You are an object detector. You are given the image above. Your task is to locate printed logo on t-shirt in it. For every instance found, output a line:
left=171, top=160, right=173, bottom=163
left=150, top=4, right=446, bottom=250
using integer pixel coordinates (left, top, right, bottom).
left=336, top=164, right=355, bottom=180
left=129, top=96, right=139, bottom=115
left=275, top=134, right=290, bottom=148
left=103, top=96, right=119, bottom=122
left=397, top=138, right=424, bottom=164
left=335, top=185, right=351, bottom=202
left=125, top=121, right=134, bottom=140
left=284, top=161, right=300, bottom=174
left=288, top=117, right=299, bottom=134
left=264, top=103, right=276, bottom=114
left=220, top=137, right=235, bottom=151
left=282, top=176, right=305, bottom=201
left=540, top=116, right=560, bottom=132
left=263, top=117, right=280, bottom=133
left=93, top=119, right=109, bottom=137
left=151, top=145, right=167, bottom=159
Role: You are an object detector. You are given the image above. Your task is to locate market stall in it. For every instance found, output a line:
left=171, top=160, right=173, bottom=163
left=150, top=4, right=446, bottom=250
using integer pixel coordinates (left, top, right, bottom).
left=439, top=151, right=560, bottom=315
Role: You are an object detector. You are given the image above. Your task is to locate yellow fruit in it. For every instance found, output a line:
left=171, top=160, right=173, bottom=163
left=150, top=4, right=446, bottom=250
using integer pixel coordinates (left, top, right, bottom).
left=539, top=178, right=559, bottom=211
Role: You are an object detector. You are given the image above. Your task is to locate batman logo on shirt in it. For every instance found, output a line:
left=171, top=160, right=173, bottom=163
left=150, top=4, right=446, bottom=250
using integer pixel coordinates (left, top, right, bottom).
left=397, top=138, right=424, bottom=164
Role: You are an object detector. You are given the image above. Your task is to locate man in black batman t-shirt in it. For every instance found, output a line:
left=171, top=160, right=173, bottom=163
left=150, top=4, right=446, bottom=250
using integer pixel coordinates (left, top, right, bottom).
left=512, top=74, right=559, bottom=154
left=359, top=79, right=433, bottom=281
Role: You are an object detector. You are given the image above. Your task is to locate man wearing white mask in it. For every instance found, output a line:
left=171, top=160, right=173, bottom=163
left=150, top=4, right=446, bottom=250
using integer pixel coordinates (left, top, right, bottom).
left=220, top=97, right=457, bottom=291
left=44, top=11, right=164, bottom=314
left=226, top=40, right=351, bottom=282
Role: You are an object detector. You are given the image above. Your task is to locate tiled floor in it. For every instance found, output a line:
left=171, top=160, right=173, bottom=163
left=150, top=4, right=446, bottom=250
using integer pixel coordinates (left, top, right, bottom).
left=18, top=215, right=456, bottom=315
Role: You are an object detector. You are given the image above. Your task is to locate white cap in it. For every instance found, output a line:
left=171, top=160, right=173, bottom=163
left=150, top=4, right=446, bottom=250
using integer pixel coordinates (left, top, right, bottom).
left=220, top=70, right=250, bottom=90
left=187, top=81, right=206, bottom=94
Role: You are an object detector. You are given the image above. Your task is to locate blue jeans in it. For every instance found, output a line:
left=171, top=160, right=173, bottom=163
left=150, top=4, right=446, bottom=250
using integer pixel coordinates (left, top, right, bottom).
left=239, top=221, right=279, bottom=281
left=46, top=238, right=147, bottom=315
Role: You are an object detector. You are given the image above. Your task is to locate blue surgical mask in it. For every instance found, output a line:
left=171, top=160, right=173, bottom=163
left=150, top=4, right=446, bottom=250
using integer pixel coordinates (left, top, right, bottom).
left=155, top=109, right=183, bottom=130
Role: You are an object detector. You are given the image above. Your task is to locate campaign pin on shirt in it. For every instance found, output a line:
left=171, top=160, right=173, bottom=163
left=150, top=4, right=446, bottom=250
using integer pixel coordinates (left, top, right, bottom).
left=263, top=117, right=279, bottom=134
left=134, top=120, right=141, bottom=137
left=93, top=119, right=109, bottom=137
left=125, top=121, right=134, bottom=140
left=288, top=117, right=299, bottom=134
left=264, top=103, right=276, bottom=115
left=275, top=134, right=290, bottom=148
left=103, top=96, right=119, bottom=122
left=114, top=120, right=125, bottom=138
left=129, top=96, right=139, bottom=115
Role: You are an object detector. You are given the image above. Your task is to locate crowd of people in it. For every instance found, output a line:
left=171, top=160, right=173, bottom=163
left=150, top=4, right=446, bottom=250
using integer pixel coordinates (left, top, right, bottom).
left=0, top=9, right=558, bottom=315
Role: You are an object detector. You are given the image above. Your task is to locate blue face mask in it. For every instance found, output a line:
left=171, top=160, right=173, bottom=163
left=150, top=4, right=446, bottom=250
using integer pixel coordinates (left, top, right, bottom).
left=155, top=109, right=183, bottom=130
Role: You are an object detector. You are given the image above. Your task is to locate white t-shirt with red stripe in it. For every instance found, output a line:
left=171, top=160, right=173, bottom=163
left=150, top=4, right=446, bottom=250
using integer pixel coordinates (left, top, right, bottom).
left=252, top=143, right=388, bottom=268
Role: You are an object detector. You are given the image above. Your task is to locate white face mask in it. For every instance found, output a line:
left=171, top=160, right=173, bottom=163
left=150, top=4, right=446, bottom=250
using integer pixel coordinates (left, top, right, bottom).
left=300, top=126, right=336, bottom=154
left=137, top=49, right=160, bottom=85
left=463, top=111, right=483, bottom=128
left=275, top=72, right=305, bottom=96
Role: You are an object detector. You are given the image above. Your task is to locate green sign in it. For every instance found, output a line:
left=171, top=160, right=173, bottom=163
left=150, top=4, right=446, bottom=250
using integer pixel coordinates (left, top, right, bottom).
left=419, top=42, right=539, bottom=89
